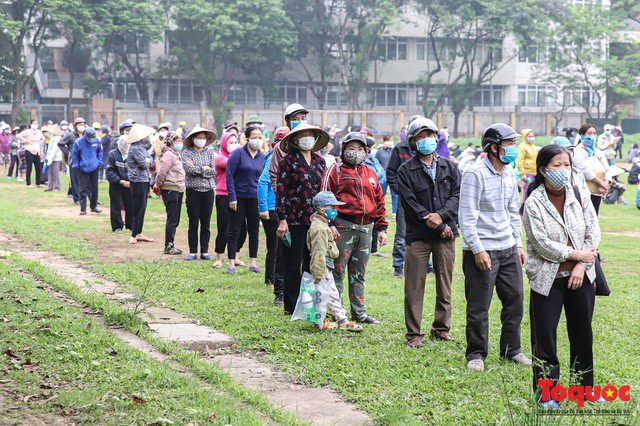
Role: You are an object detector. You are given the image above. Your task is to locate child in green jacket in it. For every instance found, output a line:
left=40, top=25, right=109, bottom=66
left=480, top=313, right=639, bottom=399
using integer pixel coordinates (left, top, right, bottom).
left=308, top=191, right=362, bottom=332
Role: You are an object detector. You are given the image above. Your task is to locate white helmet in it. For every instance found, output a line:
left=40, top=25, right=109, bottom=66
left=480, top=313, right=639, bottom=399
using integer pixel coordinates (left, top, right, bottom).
left=284, top=103, right=309, bottom=121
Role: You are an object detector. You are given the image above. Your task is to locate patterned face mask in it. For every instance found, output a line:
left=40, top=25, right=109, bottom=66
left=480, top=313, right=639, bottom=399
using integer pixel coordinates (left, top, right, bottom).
left=343, top=150, right=366, bottom=165
left=544, top=168, right=570, bottom=189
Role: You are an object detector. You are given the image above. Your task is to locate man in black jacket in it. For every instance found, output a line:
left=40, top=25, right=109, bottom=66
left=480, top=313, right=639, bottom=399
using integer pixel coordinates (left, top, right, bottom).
left=397, top=117, right=460, bottom=347
left=387, top=119, right=418, bottom=278
left=105, top=139, right=133, bottom=232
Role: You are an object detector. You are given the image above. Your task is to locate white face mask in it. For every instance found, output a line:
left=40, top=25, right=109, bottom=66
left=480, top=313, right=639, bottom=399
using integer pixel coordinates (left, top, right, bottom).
left=298, top=136, right=315, bottom=151
left=193, top=138, right=206, bottom=148
left=526, top=137, right=535, bottom=143
left=31, top=124, right=39, bottom=130
left=227, top=143, right=238, bottom=152
left=76, top=125, right=86, bottom=133
left=159, top=130, right=168, bottom=138
left=248, top=138, right=262, bottom=151
left=61, top=125, right=68, bottom=131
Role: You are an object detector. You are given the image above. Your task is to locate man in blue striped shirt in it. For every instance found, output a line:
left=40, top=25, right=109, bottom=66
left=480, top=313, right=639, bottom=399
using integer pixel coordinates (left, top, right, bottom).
left=459, top=123, right=532, bottom=372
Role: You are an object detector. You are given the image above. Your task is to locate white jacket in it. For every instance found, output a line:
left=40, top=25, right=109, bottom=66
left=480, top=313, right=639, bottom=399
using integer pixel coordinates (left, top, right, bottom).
left=45, top=136, right=63, bottom=164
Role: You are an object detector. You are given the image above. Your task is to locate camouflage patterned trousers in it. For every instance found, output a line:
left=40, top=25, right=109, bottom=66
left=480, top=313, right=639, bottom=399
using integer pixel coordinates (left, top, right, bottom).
left=332, top=217, right=373, bottom=321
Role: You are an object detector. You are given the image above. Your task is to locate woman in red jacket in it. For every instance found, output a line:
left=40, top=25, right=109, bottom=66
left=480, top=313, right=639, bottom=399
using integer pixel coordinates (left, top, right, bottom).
left=322, top=132, right=388, bottom=325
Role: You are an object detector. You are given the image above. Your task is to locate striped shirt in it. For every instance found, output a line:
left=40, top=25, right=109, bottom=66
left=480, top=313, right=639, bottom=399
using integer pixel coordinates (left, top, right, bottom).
left=459, top=156, right=522, bottom=254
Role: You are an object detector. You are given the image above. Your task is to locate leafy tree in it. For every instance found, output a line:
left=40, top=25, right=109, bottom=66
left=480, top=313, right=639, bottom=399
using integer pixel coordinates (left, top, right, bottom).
left=534, top=4, right=640, bottom=119
left=168, top=0, right=296, bottom=134
left=334, top=0, right=402, bottom=117
left=284, top=0, right=340, bottom=109
left=0, top=0, right=58, bottom=124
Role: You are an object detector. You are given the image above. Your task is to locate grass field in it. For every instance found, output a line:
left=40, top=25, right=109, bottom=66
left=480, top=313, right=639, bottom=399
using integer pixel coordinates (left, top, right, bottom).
left=0, top=162, right=638, bottom=424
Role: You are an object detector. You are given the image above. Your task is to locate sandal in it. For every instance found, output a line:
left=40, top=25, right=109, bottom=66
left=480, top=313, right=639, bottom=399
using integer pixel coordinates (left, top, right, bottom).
left=136, top=234, right=154, bottom=242
left=319, top=320, right=337, bottom=330
left=235, top=260, right=248, bottom=267
left=212, top=261, right=222, bottom=269
left=356, top=315, right=381, bottom=325
left=338, top=321, right=363, bottom=332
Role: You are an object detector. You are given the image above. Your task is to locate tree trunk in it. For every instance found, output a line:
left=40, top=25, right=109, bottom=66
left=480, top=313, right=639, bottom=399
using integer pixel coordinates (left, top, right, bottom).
left=67, top=69, right=76, bottom=117
left=11, top=81, right=24, bottom=126
left=453, top=111, right=461, bottom=138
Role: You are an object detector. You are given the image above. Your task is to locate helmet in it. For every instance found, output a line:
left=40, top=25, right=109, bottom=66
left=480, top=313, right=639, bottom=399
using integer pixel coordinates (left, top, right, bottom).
left=74, top=117, right=86, bottom=126
left=284, top=103, right=308, bottom=122
left=179, top=121, right=187, bottom=126
left=92, top=122, right=101, bottom=130
left=481, top=123, right=519, bottom=152
left=119, top=120, right=133, bottom=132
left=341, top=131, right=367, bottom=148
left=60, top=120, right=69, bottom=126
left=408, top=115, right=424, bottom=125
left=406, top=117, right=438, bottom=146
left=246, top=115, right=262, bottom=126
left=158, top=122, right=171, bottom=131
left=273, top=126, right=290, bottom=142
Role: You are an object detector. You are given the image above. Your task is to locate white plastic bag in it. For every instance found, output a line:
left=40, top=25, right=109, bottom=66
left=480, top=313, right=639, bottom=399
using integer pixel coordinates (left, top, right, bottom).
left=292, top=272, right=331, bottom=325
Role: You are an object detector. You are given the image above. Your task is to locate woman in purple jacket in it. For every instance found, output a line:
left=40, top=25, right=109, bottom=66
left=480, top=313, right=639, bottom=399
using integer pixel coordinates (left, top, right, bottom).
left=225, top=126, right=265, bottom=274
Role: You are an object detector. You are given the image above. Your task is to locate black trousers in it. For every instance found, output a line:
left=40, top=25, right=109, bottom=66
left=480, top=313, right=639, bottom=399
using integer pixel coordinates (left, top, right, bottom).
left=371, top=227, right=379, bottom=253
left=7, top=154, right=19, bottom=177
left=227, top=198, right=259, bottom=260
left=214, top=195, right=246, bottom=254
left=162, top=190, right=183, bottom=248
left=109, top=184, right=133, bottom=231
left=590, top=194, right=601, bottom=215
left=463, top=246, right=524, bottom=361
left=69, top=165, right=81, bottom=202
left=282, top=224, right=311, bottom=314
left=261, top=210, right=284, bottom=295
left=77, top=169, right=99, bottom=212
left=186, top=189, right=214, bottom=254
left=25, top=151, right=42, bottom=186
left=131, top=181, right=149, bottom=237
left=530, top=275, right=595, bottom=395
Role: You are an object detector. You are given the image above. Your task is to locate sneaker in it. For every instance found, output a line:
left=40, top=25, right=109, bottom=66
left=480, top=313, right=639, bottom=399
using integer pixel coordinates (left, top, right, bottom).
left=79, top=211, right=87, bottom=216
left=90, top=207, right=102, bottom=213
left=164, top=245, right=183, bottom=255
left=249, top=266, right=262, bottom=273
left=372, top=252, right=386, bottom=258
left=509, top=352, right=532, bottom=367
left=226, top=267, right=236, bottom=275
left=44, top=189, right=52, bottom=192
left=184, top=254, right=197, bottom=261
left=6, top=176, right=11, bottom=180
left=200, top=253, right=213, bottom=260
left=273, top=294, right=284, bottom=306
left=407, top=337, right=424, bottom=347
left=394, top=269, right=404, bottom=278
left=113, top=229, right=123, bottom=233
left=392, top=213, right=397, bottom=219
left=26, top=185, right=34, bottom=188
left=467, top=359, right=484, bottom=372
left=430, top=330, right=454, bottom=341
left=540, top=400, right=559, bottom=409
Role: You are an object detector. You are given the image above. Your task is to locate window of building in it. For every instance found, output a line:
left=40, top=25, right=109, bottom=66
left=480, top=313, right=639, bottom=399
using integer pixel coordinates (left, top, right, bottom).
left=563, top=87, right=595, bottom=107
left=476, top=41, right=503, bottom=63
left=270, top=82, right=307, bottom=104
left=226, top=85, right=257, bottom=105
left=372, top=84, right=408, bottom=106
left=325, top=83, right=348, bottom=106
left=124, top=34, right=149, bottom=54
left=518, top=85, right=553, bottom=107
left=472, top=86, right=503, bottom=107
left=377, top=37, right=408, bottom=61
left=156, top=79, right=204, bottom=104
left=114, top=82, right=140, bottom=103
left=518, top=45, right=541, bottom=63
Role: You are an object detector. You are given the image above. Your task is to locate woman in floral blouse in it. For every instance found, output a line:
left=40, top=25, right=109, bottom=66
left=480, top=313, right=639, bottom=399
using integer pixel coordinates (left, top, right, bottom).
left=521, top=144, right=600, bottom=408
left=181, top=127, right=217, bottom=261
left=275, top=123, right=329, bottom=314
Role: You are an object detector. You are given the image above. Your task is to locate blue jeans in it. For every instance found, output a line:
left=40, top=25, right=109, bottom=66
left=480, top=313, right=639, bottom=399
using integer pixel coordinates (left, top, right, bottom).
left=390, top=188, right=398, bottom=214
left=392, top=202, right=406, bottom=272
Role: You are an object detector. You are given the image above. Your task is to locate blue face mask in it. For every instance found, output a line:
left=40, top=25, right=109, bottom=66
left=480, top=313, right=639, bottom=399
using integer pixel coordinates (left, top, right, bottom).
left=291, top=120, right=306, bottom=130
left=415, top=137, right=437, bottom=155
left=174, top=143, right=183, bottom=152
left=499, top=144, right=518, bottom=164
left=580, top=135, right=595, bottom=155
left=324, top=208, right=338, bottom=221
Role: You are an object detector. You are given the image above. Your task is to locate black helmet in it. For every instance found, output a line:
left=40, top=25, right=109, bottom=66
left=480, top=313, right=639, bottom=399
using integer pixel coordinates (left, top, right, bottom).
left=407, top=117, right=438, bottom=146
left=341, top=131, right=367, bottom=148
left=481, top=123, right=519, bottom=152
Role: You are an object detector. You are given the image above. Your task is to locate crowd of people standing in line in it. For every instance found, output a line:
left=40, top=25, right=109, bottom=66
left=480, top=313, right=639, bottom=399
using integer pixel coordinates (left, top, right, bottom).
left=3, top=103, right=637, bottom=407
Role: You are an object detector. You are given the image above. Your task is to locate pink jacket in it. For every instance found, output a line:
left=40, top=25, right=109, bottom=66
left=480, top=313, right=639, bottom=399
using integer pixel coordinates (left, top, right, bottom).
left=156, top=149, right=185, bottom=192
left=0, top=133, right=10, bottom=155
left=214, top=132, right=235, bottom=196
left=17, top=128, right=44, bottom=156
